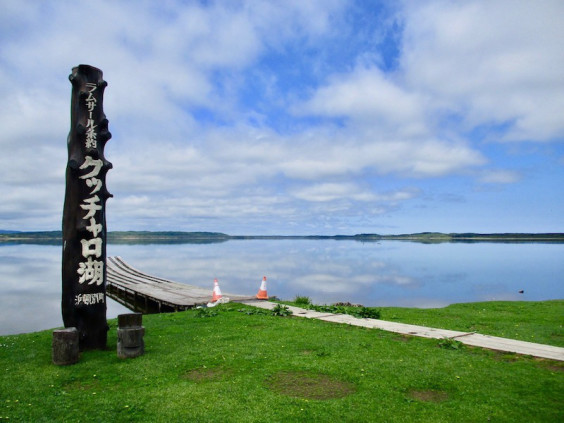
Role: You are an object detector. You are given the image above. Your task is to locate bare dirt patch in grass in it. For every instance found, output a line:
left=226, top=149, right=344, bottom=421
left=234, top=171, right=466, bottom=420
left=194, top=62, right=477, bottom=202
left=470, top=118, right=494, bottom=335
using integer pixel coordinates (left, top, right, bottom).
left=267, top=371, right=356, bottom=400
left=491, top=351, right=521, bottom=362
left=62, top=379, right=100, bottom=391
left=544, top=364, right=564, bottom=373
left=182, top=367, right=231, bottom=382
left=408, top=389, right=449, bottom=403
left=247, top=324, right=269, bottom=330
left=301, top=349, right=331, bottom=358
left=549, top=332, right=563, bottom=343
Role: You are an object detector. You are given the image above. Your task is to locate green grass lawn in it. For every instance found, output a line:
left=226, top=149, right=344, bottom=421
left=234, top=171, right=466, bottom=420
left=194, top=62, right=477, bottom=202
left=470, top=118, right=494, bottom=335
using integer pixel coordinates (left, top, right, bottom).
left=1, top=301, right=563, bottom=422
left=379, top=300, right=564, bottom=348
left=283, top=299, right=564, bottom=347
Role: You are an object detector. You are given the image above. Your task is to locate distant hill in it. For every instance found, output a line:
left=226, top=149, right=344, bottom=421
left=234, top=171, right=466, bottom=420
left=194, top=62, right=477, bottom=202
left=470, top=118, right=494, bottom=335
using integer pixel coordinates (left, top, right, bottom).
left=107, top=231, right=230, bottom=245
left=1, top=230, right=563, bottom=244
left=349, top=232, right=564, bottom=243
left=0, top=230, right=60, bottom=238
left=0, top=231, right=230, bottom=245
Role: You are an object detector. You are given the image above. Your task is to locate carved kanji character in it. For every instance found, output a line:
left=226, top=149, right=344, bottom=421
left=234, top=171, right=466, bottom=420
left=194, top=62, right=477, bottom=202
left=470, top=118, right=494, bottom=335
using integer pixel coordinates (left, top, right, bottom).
left=77, top=257, right=104, bottom=285
left=81, top=237, right=102, bottom=258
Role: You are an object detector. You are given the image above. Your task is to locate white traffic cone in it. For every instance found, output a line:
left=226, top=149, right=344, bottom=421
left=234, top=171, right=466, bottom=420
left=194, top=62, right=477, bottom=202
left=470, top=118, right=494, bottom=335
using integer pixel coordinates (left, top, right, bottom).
left=256, top=276, right=268, bottom=300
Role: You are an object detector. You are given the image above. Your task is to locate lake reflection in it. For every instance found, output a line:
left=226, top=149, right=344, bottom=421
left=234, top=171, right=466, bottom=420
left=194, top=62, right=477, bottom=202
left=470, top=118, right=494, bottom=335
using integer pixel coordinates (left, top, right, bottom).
left=0, top=244, right=130, bottom=335
left=1, top=240, right=563, bottom=335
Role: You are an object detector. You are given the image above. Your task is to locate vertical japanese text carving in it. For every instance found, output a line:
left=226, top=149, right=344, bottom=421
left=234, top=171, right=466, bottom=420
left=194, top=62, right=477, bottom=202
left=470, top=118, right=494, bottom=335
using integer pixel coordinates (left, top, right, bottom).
left=62, top=65, right=112, bottom=351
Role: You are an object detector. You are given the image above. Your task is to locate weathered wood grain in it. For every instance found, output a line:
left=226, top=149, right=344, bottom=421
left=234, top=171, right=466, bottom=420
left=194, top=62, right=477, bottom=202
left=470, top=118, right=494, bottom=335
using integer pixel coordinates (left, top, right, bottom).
left=106, top=256, right=254, bottom=312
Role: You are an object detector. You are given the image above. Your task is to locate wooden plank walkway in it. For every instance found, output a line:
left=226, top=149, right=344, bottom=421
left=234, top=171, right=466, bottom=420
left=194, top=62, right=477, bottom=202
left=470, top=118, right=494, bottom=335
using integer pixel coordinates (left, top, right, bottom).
left=242, top=300, right=564, bottom=362
left=106, top=256, right=255, bottom=313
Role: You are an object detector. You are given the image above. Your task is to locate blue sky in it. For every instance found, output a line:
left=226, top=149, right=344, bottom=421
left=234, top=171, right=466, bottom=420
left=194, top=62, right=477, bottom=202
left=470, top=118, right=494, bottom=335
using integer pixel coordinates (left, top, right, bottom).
left=1, top=0, right=563, bottom=235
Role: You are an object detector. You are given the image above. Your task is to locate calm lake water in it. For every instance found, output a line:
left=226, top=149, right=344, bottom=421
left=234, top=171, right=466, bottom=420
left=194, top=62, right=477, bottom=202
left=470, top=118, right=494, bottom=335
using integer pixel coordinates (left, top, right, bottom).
left=1, top=240, right=563, bottom=335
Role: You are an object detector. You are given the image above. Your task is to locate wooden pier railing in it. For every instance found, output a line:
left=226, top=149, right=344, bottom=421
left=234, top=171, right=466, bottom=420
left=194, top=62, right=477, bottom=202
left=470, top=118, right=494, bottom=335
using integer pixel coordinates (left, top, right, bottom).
left=106, top=256, right=254, bottom=313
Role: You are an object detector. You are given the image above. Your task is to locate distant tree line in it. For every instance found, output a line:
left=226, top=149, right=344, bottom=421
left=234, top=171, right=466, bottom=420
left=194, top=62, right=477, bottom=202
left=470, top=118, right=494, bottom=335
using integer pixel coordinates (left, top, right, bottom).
left=1, top=230, right=563, bottom=244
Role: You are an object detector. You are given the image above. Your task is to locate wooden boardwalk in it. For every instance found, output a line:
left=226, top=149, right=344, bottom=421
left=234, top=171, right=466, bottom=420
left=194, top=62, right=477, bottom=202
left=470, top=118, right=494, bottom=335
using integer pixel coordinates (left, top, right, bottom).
left=243, top=300, right=564, bottom=362
left=106, top=256, right=255, bottom=313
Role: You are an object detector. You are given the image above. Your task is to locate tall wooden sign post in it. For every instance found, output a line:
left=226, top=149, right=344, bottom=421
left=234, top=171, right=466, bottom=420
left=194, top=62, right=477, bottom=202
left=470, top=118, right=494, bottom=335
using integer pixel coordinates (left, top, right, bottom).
left=62, top=65, right=112, bottom=350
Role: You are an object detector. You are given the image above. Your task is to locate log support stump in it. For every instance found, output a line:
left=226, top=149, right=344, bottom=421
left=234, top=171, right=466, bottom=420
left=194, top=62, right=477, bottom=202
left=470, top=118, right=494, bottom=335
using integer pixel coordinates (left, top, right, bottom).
left=117, top=313, right=145, bottom=359
left=52, top=327, right=79, bottom=365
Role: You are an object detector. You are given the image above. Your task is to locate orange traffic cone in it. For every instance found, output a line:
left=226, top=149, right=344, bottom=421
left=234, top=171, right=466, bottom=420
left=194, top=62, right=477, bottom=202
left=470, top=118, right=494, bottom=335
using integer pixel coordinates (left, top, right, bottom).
left=256, top=276, right=268, bottom=299
left=211, top=278, right=223, bottom=302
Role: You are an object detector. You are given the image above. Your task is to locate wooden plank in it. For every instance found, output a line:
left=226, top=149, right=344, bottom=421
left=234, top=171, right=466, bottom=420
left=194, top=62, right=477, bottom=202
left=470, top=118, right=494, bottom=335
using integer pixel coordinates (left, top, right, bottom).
left=106, top=256, right=255, bottom=310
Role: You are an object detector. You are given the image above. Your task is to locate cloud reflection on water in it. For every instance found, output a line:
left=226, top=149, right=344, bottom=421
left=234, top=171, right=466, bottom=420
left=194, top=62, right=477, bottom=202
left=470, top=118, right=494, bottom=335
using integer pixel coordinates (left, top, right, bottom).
left=0, top=244, right=130, bottom=335
left=1, top=240, right=562, bottom=335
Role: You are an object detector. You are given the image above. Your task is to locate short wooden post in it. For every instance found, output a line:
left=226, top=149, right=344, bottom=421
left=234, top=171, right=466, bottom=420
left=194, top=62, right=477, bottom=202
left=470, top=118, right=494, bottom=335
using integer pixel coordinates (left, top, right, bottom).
left=117, top=313, right=145, bottom=359
left=52, top=327, right=79, bottom=365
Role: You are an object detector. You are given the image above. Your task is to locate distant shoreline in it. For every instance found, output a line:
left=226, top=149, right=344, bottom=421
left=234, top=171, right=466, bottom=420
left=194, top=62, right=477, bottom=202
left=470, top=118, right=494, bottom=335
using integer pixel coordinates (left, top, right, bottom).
left=1, top=230, right=563, bottom=244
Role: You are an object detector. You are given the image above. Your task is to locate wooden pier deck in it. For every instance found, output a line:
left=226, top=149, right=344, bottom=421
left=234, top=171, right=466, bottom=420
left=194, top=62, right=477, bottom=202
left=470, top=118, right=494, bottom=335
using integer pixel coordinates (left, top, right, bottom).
left=106, top=256, right=255, bottom=313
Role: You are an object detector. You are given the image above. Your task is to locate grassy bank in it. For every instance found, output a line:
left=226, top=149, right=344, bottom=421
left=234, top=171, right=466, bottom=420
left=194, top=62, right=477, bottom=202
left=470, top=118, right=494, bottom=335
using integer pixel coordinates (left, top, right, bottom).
left=282, top=299, right=564, bottom=348
left=379, top=300, right=564, bottom=348
left=1, top=301, right=563, bottom=422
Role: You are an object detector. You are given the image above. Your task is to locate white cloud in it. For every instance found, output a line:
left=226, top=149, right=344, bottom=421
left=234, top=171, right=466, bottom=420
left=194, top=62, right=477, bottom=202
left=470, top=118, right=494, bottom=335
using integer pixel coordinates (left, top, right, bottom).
left=296, top=66, right=426, bottom=136
left=291, top=182, right=372, bottom=202
left=246, top=0, right=345, bottom=47
left=479, top=170, right=522, bottom=184
left=292, top=62, right=486, bottom=179
left=0, top=0, right=562, bottom=233
left=277, top=131, right=485, bottom=179
left=401, top=0, right=564, bottom=142
left=290, top=182, right=420, bottom=204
